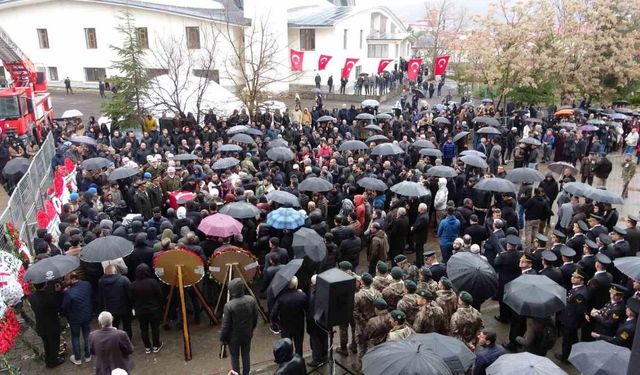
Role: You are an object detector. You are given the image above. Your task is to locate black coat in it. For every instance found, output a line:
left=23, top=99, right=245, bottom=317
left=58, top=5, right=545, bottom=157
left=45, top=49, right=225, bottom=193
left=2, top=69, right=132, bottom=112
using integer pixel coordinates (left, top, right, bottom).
left=411, top=213, right=429, bottom=243
left=98, top=273, right=131, bottom=315
left=273, top=339, right=307, bottom=375
left=539, top=267, right=563, bottom=286
left=220, top=279, right=259, bottom=345
left=29, top=287, right=62, bottom=336
left=388, top=215, right=410, bottom=251
left=587, top=271, right=613, bottom=310
left=271, top=289, right=308, bottom=335
left=129, top=264, right=164, bottom=315
left=559, top=285, right=588, bottom=329
left=337, top=234, right=362, bottom=265
left=465, top=224, right=488, bottom=246
left=494, top=249, right=521, bottom=300
left=561, top=262, right=578, bottom=291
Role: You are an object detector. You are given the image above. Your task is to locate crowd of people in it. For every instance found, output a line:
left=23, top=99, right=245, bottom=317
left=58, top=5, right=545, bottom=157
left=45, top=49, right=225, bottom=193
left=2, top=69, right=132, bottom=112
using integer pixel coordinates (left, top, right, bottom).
left=19, top=88, right=640, bottom=375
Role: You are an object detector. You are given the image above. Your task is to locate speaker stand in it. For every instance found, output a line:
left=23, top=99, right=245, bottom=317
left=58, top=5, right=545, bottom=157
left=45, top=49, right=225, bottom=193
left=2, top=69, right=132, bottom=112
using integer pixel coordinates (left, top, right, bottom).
left=309, top=324, right=355, bottom=375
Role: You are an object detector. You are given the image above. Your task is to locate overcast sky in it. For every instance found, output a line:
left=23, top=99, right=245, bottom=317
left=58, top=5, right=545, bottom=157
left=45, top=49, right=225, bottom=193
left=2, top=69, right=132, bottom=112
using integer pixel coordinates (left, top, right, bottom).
left=363, top=0, right=491, bottom=24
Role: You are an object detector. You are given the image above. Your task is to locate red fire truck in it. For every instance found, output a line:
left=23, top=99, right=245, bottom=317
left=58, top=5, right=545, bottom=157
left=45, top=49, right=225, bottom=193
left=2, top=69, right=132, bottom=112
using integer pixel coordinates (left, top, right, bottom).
left=0, top=27, right=53, bottom=140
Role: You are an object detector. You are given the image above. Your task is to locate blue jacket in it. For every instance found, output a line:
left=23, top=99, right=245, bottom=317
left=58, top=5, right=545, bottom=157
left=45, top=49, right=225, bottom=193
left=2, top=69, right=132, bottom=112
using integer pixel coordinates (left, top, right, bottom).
left=98, top=273, right=131, bottom=315
left=437, top=215, right=460, bottom=245
left=62, top=280, right=93, bottom=324
left=442, top=142, right=456, bottom=158
left=473, top=343, right=506, bottom=375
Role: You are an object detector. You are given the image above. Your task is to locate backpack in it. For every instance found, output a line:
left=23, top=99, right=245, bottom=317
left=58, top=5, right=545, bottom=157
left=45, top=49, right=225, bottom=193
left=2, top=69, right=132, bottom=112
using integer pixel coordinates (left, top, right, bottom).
left=540, top=320, right=557, bottom=351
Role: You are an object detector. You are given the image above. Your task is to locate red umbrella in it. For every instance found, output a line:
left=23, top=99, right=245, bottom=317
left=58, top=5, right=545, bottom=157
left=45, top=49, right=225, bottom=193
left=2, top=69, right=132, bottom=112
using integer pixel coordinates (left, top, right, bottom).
left=198, top=213, right=243, bottom=238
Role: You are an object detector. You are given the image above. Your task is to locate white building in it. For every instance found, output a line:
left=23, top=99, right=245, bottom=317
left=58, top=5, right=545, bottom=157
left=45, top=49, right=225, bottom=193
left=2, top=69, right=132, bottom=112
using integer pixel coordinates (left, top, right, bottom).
left=0, top=0, right=410, bottom=93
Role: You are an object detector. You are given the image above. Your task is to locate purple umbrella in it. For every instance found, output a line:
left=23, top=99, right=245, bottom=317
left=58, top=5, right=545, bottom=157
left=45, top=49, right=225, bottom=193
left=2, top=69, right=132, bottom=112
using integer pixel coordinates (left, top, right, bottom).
left=579, top=125, right=599, bottom=132
left=197, top=213, right=243, bottom=238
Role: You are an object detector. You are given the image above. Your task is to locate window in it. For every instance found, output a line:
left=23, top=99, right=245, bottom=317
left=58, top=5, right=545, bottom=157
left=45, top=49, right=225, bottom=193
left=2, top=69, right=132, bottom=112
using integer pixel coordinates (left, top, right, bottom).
left=367, top=44, right=388, bottom=58
left=395, top=44, right=399, bottom=58
left=85, top=28, right=97, bottom=49
left=0, top=96, right=20, bottom=120
left=193, top=69, right=220, bottom=83
left=186, top=27, right=200, bottom=49
left=84, top=67, right=106, bottom=81
left=37, top=29, right=49, bottom=49
left=343, top=29, right=348, bottom=49
left=0, top=67, right=5, bottom=79
left=299, top=29, right=315, bottom=51
left=146, top=68, right=168, bottom=78
left=380, top=16, right=387, bottom=33
left=359, top=29, right=363, bottom=49
left=48, top=67, right=58, bottom=81
left=136, top=27, right=149, bottom=49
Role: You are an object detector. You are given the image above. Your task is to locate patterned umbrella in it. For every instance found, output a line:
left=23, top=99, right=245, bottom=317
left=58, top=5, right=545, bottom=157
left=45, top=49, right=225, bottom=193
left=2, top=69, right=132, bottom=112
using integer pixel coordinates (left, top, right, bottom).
left=267, top=207, right=306, bottom=229
left=198, top=213, right=243, bottom=238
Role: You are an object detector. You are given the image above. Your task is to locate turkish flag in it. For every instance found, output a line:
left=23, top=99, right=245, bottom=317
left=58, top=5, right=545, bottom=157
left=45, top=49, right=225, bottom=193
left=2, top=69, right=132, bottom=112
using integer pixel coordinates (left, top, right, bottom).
left=341, top=58, right=359, bottom=79
left=377, top=59, right=393, bottom=74
left=318, top=54, right=332, bottom=70
left=407, top=58, right=423, bottom=81
left=290, top=49, right=304, bottom=71
left=434, top=55, right=450, bottom=76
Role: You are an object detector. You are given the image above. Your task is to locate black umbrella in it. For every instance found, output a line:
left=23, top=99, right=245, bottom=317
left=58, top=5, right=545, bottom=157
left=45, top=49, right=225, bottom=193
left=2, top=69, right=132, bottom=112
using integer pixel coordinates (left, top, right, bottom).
left=460, top=150, right=486, bottom=159
left=460, top=155, right=488, bottom=169
left=268, top=258, right=303, bottom=298
left=218, top=144, right=243, bottom=152
left=212, top=157, right=240, bottom=170
left=230, top=133, right=256, bottom=145
left=569, top=340, right=630, bottom=375
left=80, top=157, right=111, bottom=171
left=376, top=113, right=393, bottom=120
left=505, top=168, right=544, bottom=184
left=219, top=201, right=261, bottom=219
left=476, top=126, right=502, bottom=135
left=243, top=127, right=264, bottom=136
left=473, top=116, right=501, bottom=127
left=357, top=177, right=388, bottom=191
left=266, top=147, right=295, bottom=162
left=299, top=177, right=332, bottom=192
left=390, top=181, right=430, bottom=197
left=227, top=125, right=249, bottom=135
left=371, top=143, right=404, bottom=156
left=548, top=161, right=577, bottom=174
left=425, top=166, right=457, bottom=178
left=408, top=333, right=476, bottom=373
left=366, top=135, right=390, bottom=143
left=363, top=340, right=453, bottom=375
left=356, top=113, right=375, bottom=121
left=487, top=352, right=567, bottom=375
left=70, top=135, right=98, bottom=146
left=412, top=139, right=436, bottom=149
left=79, top=236, right=134, bottom=262
left=524, top=117, right=543, bottom=123
left=338, top=140, right=368, bottom=151
left=265, top=190, right=300, bottom=207
left=364, top=124, right=383, bottom=132
left=3, top=157, right=30, bottom=176
left=562, top=181, right=593, bottom=197
left=447, top=252, right=498, bottom=303
left=452, top=131, right=470, bottom=142
left=504, top=275, right=566, bottom=318
left=419, top=148, right=443, bottom=158
left=172, top=153, right=201, bottom=161
left=267, top=139, right=289, bottom=149
left=475, top=178, right=517, bottom=193
left=521, top=137, right=542, bottom=146
left=108, top=167, right=139, bottom=182
left=412, top=88, right=426, bottom=99
left=317, top=115, right=335, bottom=122
left=613, top=257, right=640, bottom=280
left=23, top=255, right=80, bottom=284
left=584, top=188, right=624, bottom=204
left=292, top=227, right=326, bottom=262
left=434, top=116, right=451, bottom=125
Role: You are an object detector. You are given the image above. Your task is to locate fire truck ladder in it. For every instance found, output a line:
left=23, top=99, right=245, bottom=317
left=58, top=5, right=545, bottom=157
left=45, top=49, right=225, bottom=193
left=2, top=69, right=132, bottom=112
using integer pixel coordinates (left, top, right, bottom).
left=0, top=27, right=36, bottom=88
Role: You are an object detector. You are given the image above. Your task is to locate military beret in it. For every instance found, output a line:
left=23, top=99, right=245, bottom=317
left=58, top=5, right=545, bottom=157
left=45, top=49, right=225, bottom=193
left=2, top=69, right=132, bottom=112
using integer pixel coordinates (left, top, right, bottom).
left=628, top=298, right=640, bottom=314
left=416, top=289, right=433, bottom=299
left=440, top=277, right=453, bottom=290
left=404, top=280, right=417, bottom=293
left=376, top=261, right=388, bottom=273
left=394, top=254, right=407, bottom=263
left=596, top=253, right=611, bottom=265
left=390, top=309, right=406, bottom=323
left=420, top=266, right=432, bottom=279
left=339, top=261, right=353, bottom=271
left=535, top=233, right=549, bottom=243
left=459, top=291, right=473, bottom=305
left=506, top=234, right=521, bottom=246
left=560, top=245, right=576, bottom=258
left=588, top=214, right=603, bottom=221
left=598, top=233, right=613, bottom=245
left=520, top=253, right=534, bottom=263
left=628, top=214, right=638, bottom=224
left=610, top=283, right=627, bottom=295
left=572, top=268, right=586, bottom=280
left=424, top=250, right=436, bottom=258
left=541, top=250, right=557, bottom=262
left=552, top=229, right=566, bottom=239
left=585, top=239, right=598, bottom=250
left=577, top=220, right=589, bottom=232
left=612, top=225, right=627, bottom=236
left=373, top=298, right=388, bottom=309
left=361, top=273, right=373, bottom=284
left=390, top=266, right=403, bottom=280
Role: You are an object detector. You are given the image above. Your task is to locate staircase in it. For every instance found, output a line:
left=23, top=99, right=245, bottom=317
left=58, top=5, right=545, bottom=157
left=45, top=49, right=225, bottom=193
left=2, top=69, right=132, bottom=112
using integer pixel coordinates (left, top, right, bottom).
left=0, top=27, right=35, bottom=87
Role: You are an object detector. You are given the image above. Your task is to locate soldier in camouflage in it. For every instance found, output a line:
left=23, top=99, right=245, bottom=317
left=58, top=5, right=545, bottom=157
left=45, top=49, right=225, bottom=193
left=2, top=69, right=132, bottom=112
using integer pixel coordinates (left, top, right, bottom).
left=387, top=310, right=415, bottom=341
left=382, top=267, right=406, bottom=309
left=450, top=291, right=484, bottom=348
left=436, top=277, right=459, bottom=332
left=362, top=298, right=392, bottom=351
left=622, top=154, right=636, bottom=199
left=413, top=289, right=447, bottom=334
left=417, top=266, right=439, bottom=296
left=396, top=280, right=420, bottom=326
left=353, top=273, right=382, bottom=370
left=372, top=261, right=393, bottom=292
left=394, top=254, right=418, bottom=282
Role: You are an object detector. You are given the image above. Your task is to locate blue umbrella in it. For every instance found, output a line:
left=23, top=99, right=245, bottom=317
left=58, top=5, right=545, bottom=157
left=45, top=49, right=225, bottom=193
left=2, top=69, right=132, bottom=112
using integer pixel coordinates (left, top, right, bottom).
left=609, top=113, right=629, bottom=120
left=267, top=207, right=305, bottom=229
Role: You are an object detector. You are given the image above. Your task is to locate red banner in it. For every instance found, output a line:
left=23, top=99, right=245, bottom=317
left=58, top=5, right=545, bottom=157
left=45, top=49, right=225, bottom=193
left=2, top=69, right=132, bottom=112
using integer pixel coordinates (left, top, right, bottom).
left=341, top=58, right=359, bottom=79
left=434, top=55, right=450, bottom=76
left=290, top=49, right=304, bottom=71
left=318, top=54, right=332, bottom=70
left=407, top=58, right=423, bottom=81
left=377, top=59, right=393, bottom=75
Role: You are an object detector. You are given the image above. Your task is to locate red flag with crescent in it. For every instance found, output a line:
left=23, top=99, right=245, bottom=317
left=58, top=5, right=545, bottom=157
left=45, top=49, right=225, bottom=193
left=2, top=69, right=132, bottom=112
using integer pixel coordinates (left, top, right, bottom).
left=407, top=58, right=422, bottom=81
left=341, top=58, right=359, bottom=79
left=290, top=49, right=304, bottom=71
left=377, top=59, right=393, bottom=75
left=434, top=55, right=450, bottom=76
left=318, top=54, right=332, bottom=70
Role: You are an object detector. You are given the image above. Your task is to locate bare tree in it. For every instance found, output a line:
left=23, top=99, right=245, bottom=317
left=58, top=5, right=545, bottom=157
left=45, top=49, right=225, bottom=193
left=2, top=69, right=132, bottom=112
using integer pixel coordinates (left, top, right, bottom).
left=416, top=0, right=465, bottom=75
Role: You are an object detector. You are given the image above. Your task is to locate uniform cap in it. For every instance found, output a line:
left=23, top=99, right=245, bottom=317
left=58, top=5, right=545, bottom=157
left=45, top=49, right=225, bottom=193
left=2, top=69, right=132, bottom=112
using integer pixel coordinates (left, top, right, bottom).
left=541, top=250, right=557, bottom=262
left=416, top=289, right=433, bottom=299
left=394, top=254, right=407, bottom=263
left=404, top=280, right=417, bottom=293
left=373, top=298, right=388, bottom=309
left=506, top=234, right=521, bottom=246
left=361, top=273, right=373, bottom=284
left=535, top=233, right=549, bottom=243
left=585, top=239, right=598, bottom=250
left=459, top=291, right=473, bottom=305
left=87, top=187, right=98, bottom=194
left=628, top=214, right=638, bottom=224
left=520, top=253, right=534, bottom=263
left=376, top=261, right=389, bottom=273
left=440, top=277, right=453, bottom=290
left=420, top=266, right=432, bottom=279
left=552, top=229, right=566, bottom=239
left=598, top=233, right=613, bottom=245
left=628, top=298, right=640, bottom=314
left=612, top=225, right=627, bottom=236
left=588, top=214, right=603, bottom=221
left=577, top=220, right=589, bottom=232
left=595, top=253, right=611, bottom=265
left=390, top=309, right=406, bottom=323
left=572, top=268, right=586, bottom=280
left=424, top=250, right=436, bottom=258
left=143, top=172, right=152, bottom=179
left=390, top=267, right=404, bottom=280
left=610, top=283, right=628, bottom=295
left=560, top=245, right=576, bottom=258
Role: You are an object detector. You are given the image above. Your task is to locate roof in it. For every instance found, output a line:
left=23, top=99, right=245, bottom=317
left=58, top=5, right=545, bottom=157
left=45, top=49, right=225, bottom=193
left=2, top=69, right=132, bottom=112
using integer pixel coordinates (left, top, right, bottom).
left=367, top=31, right=409, bottom=41
left=0, top=0, right=251, bottom=26
left=288, top=5, right=408, bottom=33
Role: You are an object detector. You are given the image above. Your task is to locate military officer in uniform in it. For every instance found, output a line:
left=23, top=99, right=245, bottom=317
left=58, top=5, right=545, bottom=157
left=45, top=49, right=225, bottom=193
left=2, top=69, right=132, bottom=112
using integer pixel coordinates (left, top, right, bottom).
left=587, top=253, right=613, bottom=310
left=530, top=233, right=548, bottom=272
left=424, top=250, right=447, bottom=282
left=450, top=291, right=483, bottom=348
left=556, top=269, right=589, bottom=362
left=372, top=261, right=392, bottom=292
left=362, top=298, right=392, bottom=351
left=436, top=277, right=458, bottom=331
left=586, top=283, right=627, bottom=342
left=559, top=246, right=578, bottom=291
left=416, top=267, right=439, bottom=296
left=567, top=220, right=588, bottom=262
left=494, top=235, right=522, bottom=323
left=587, top=214, right=608, bottom=241
left=396, top=280, right=420, bottom=326
left=505, top=253, right=536, bottom=351
left=577, top=239, right=599, bottom=279
left=611, top=226, right=630, bottom=258
left=413, top=289, right=447, bottom=334
left=539, top=250, right=563, bottom=285
left=624, top=215, right=640, bottom=256
left=550, top=229, right=567, bottom=264
left=353, top=273, right=382, bottom=369
left=382, top=267, right=405, bottom=309
left=596, top=233, right=614, bottom=259
left=591, top=297, right=638, bottom=348
left=386, top=310, right=415, bottom=342
left=394, top=255, right=418, bottom=282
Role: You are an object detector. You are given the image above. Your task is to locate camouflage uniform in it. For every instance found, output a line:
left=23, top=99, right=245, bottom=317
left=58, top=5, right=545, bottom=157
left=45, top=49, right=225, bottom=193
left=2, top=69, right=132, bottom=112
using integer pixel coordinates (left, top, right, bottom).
left=387, top=324, right=415, bottom=342
left=436, top=289, right=459, bottom=331
left=362, top=310, right=392, bottom=351
left=373, top=274, right=393, bottom=292
left=401, top=263, right=419, bottom=282
left=622, top=159, right=636, bottom=198
left=354, top=286, right=382, bottom=359
left=396, top=293, right=420, bottom=326
left=413, top=301, right=447, bottom=334
left=382, top=281, right=405, bottom=309
left=450, top=305, right=483, bottom=344
left=417, top=280, right=439, bottom=296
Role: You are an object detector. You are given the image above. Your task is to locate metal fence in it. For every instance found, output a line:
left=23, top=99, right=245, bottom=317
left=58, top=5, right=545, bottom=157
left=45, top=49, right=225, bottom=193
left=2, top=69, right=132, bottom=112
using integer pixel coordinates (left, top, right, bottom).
left=0, top=133, right=56, bottom=253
